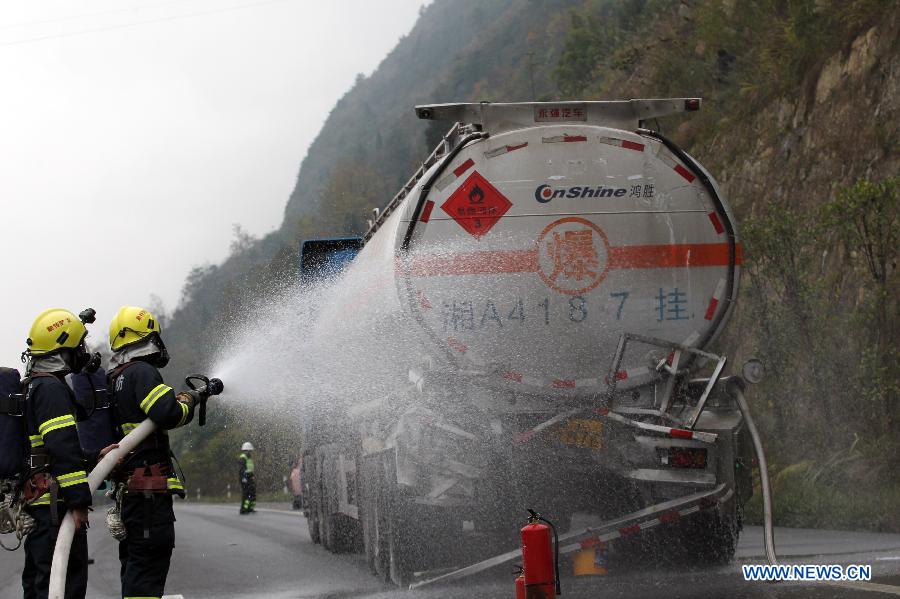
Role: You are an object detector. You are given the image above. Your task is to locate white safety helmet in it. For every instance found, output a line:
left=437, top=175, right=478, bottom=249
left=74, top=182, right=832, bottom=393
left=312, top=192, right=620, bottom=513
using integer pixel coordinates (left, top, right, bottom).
left=241, top=442, right=254, bottom=451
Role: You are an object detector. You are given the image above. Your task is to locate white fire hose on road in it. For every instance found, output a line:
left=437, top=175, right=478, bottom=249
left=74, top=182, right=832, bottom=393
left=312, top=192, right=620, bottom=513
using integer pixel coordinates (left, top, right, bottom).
left=48, top=419, right=157, bottom=599
left=731, top=383, right=778, bottom=566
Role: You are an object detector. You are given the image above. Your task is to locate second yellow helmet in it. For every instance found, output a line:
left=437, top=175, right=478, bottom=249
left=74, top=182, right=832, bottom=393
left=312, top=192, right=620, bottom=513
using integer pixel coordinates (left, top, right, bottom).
left=109, top=306, right=162, bottom=352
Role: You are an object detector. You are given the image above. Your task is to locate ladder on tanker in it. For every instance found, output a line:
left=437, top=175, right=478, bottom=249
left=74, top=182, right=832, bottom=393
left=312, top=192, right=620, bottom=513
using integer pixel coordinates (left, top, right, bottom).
left=364, top=122, right=477, bottom=242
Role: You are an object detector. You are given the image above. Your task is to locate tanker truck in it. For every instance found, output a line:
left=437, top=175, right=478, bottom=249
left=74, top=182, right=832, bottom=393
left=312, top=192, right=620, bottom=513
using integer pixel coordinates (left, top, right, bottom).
left=299, top=99, right=765, bottom=587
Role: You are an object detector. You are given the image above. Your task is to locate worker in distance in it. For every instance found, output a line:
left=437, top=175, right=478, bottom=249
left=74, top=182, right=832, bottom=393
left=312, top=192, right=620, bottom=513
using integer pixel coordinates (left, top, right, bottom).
left=238, top=441, right=256, bottom=514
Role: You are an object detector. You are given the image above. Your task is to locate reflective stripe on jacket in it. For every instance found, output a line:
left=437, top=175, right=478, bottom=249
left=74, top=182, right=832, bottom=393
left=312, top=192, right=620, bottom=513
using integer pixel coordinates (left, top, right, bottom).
left=25, top=374, right=92, bottom=508
left=238, top=453, right=254, bottom=476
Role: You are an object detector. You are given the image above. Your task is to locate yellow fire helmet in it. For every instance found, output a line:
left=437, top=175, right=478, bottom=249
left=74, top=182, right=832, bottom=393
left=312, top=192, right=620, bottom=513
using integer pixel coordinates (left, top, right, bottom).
left=26, top=308, right=88, bottom=357
left=109, top=305, right=162, bottom=352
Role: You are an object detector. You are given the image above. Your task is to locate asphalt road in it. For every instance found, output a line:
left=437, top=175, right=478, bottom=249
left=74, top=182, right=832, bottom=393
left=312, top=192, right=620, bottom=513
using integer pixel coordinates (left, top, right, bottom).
left=2, top=502, right=900, bottom=598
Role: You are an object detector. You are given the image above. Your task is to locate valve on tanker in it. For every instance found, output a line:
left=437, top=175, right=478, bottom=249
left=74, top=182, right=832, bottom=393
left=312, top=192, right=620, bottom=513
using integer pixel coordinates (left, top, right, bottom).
left=521, top=509, right=561, bottom=598
left=184, top=374, right=224, bottom=427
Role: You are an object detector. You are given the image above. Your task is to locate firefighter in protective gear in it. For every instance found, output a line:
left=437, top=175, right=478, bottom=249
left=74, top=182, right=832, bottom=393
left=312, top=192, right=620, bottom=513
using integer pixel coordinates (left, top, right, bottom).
left=238, top=442, right=256, bottom=514
left=21, top=308, right=114, bottom=599
left=106, top=305, right=198, bottom=599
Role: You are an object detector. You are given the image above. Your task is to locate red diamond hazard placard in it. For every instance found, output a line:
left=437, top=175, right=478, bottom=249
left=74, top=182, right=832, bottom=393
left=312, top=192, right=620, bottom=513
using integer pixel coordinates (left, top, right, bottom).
left=440, top=171, right=512, bottom=239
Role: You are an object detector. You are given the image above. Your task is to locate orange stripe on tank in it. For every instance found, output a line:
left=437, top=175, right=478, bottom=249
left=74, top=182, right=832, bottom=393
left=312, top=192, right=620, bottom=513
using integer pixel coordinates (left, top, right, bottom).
left=408, top=243, right=741, bottom=276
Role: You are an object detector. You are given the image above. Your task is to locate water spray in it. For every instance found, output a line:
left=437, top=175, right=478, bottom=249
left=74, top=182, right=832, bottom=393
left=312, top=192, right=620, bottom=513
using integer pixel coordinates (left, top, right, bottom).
left=48, top=374, right=224, bottom=599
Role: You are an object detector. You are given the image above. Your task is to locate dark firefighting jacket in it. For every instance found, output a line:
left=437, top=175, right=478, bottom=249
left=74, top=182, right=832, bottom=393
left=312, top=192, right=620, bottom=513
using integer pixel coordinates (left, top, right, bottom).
left=25, top=374, right=92, bottom=508
left=109, top=359, right=194, bottom=496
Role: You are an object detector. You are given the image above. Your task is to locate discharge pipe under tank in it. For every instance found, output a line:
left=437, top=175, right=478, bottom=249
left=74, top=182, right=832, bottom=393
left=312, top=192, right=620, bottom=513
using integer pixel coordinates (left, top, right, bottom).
left=728, top=378, right=778, bottom=566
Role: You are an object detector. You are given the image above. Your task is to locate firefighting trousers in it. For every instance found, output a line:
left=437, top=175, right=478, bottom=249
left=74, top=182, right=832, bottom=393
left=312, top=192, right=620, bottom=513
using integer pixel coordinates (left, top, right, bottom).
left=240, top=476, right=256, bottom=513
left=22, top=506, right=89, bottom=599
left=119, top=494, right=176, bottom=599
left=118, top=522, right=174, bottom=599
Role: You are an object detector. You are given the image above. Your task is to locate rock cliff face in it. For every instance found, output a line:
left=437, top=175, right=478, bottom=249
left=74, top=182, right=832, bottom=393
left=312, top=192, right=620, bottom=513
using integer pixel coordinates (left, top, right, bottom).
left=699, top=14, right=899, bottom=371
left=708, top=19, right=898, bottom=219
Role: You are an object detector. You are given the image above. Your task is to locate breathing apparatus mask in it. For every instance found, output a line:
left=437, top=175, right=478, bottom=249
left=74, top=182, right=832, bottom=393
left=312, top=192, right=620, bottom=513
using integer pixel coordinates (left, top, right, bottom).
left=147, top=334, right=170, bottom=368
left=110, top=334, right=169, bottom=369
left=70, top=343, right=101, bottom=375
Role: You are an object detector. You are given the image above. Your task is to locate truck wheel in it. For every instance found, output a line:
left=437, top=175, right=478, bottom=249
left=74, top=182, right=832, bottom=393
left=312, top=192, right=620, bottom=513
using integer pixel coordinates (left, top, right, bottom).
left=306, top=505, right=321, bottom=544
left=303, top=456, right=321, bottom=544
left=386, top=494, right=419, bottom=587
left=381, top=458, right=450, bottom=587
left=324, top=514, right=359, bottom=553
left=316, top=444, right=361, bottom=554
left=679, top=506, right=739, bottom=565
left=360, top=455, right=389, bottom=578
left=319, top=499, right=333, bottom=551
left=658, top=504, right=739, bottom=566
left=371, top=495, right=390, bottom=581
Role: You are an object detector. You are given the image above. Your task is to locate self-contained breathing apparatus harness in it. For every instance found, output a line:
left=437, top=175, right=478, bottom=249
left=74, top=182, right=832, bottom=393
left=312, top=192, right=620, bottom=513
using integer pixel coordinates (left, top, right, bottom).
left=0, top=377, right=31, bottom=550
left=0, top=372, right=72, bottom=551
left=104, top=362, right=198, bottom=541
left=108, top=362, right=167, bottom=540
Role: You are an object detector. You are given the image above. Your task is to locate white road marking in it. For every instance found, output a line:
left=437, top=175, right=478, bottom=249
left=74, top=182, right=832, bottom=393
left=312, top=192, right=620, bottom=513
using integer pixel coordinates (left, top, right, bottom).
left=826, top=581, right=900, bottom=596
left=186, top=503, right=304, bottom=516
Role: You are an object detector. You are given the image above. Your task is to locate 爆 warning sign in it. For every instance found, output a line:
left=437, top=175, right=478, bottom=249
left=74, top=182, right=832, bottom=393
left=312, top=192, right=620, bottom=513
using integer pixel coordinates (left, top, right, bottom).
left=441, top=171, right=512, bottom=239
left=537, top=217, right=610, bottom=295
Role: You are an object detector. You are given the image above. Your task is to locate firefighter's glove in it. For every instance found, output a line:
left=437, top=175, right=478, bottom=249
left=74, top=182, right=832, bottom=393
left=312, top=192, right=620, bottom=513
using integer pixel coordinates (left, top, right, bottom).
left=176, top=390, right=201, bottom=407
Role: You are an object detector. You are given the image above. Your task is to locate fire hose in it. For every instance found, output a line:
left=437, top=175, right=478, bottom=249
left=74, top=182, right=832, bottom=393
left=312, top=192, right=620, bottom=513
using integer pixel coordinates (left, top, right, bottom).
left=48, top=375, right=222, bottom=599
left=730, top=381, right=778, bottom=566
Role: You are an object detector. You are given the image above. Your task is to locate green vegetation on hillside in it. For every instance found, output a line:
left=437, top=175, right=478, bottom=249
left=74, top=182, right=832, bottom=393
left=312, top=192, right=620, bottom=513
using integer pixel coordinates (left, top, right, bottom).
left=739, top=176, right=898, bottom=531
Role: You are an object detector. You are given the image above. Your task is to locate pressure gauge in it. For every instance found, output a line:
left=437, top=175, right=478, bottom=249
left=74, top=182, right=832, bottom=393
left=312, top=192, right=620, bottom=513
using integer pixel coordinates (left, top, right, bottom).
left=742, top=359, right=766, bottom=384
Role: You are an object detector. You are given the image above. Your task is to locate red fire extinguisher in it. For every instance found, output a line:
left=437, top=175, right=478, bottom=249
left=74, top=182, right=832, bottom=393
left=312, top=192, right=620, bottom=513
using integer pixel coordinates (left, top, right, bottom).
left=515, top=566, right=526, bottom=599
left=520, top=509, right=561, bottom=598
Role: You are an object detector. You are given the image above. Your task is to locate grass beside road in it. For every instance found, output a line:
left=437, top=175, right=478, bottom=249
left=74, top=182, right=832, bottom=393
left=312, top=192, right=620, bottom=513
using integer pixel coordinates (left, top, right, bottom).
left=743, top=463, right=900, bottom=533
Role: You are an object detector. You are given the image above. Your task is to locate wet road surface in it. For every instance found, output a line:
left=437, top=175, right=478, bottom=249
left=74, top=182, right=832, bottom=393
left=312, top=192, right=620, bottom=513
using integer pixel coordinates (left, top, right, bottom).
left=2, top=502, right=899, bottom=598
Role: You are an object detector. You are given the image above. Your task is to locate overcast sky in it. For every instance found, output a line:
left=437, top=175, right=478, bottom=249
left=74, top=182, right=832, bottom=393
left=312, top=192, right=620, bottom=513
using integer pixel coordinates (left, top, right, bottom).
left=0, top=0, right=424, bottom=367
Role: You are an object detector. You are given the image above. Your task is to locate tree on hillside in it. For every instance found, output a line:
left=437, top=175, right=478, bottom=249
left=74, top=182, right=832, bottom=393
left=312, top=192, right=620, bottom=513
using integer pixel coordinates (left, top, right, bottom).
left=319, top=160, right=392, bottom=236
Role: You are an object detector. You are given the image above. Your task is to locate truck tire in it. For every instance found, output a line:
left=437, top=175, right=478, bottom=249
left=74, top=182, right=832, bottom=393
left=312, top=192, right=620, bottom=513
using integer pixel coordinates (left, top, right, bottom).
left=360, top=454, right=389, bottom=578
left=378, top=453, right=455, bottom=587
left=386, top=494, right=422, bottom=586
left=657, top=504, right=739, bottom=566
left=317, top=444, right=360, bottom=554
left=303, top=454, right=321, bottom=545
left=314, top=448, right=335, bottom=551
left=319, top=492, right=334, bottom=551
left=677, top=506, right=739, bottom=565
left=307, top=511, right=321, bottom=544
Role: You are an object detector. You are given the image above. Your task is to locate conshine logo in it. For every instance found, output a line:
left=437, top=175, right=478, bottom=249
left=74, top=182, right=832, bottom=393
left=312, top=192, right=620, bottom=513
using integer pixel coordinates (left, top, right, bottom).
left=535, top=184, right=628, bottom=203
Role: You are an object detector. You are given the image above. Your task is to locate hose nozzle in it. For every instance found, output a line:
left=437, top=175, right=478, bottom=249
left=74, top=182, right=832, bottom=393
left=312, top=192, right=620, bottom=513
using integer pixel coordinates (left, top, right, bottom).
left=205, top=378, right=224, bottom=396
left=184, top=374, right=225, bottom=427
